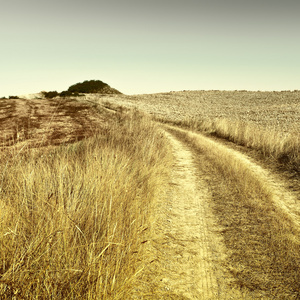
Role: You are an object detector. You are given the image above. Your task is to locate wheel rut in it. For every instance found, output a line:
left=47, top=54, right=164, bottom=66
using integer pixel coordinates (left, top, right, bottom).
left=157, top=126, right=300, bottom=299
left=151, top=131, right=242, bottom=299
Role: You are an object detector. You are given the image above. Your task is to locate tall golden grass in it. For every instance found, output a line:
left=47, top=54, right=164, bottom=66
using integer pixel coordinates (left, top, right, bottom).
left=0, top=111, right=172, bottom=299
left=160, top=117, right=300, bottom=171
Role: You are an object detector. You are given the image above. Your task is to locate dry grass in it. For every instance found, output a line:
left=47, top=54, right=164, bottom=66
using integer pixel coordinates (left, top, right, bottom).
left=166, top=118, right=300, bottom=172
left=88, top=91, right=300, bottom=297
left=168, top=126, right=300, bottom=298
left=97, top=90, right=300, bottom=171
left=0, top=110, right=172, bottom=299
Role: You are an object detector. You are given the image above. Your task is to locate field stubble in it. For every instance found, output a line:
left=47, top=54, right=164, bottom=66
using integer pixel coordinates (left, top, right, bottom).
left=98, top=90, right=300, bottom=133
left=97, top=90, right=300, bottom=172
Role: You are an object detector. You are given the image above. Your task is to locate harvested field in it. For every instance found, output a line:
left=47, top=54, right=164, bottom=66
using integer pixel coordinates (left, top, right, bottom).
left=0, top=97, right=105, bottom=149
left=97, top=90, right=300, bottom=133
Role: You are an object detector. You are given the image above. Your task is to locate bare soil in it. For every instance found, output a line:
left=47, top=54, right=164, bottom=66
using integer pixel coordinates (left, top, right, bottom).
left=147, top=131, right=245, bottom=299
left=0, top=97, right=105, bottom=150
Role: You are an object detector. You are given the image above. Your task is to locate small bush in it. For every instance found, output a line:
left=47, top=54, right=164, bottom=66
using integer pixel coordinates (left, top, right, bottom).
left=42, top=91, right=59, bottom=99
left=8, top=96, right=19, bottom=99
left=68, top=80, right=108, bottom=93
left=59, top=91, right=80, bottom=97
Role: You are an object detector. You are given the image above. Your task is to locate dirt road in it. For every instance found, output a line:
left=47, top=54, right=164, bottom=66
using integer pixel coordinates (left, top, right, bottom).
left=95, top=96, right=300, bottom=298
left=147, top=124, right=300, bottom=299
left=148, top=131, right=245, bottom=299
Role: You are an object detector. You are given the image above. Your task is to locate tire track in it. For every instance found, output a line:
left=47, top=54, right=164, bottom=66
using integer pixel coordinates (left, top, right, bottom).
left=173, top=127, right=300, bottom=229
left=163, top=126, right=300, bottom=298
left=152, top=131, right=243, bottom=299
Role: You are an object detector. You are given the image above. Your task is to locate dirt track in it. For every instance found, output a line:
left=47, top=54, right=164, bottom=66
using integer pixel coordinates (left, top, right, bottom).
left=150, top=131, right=244, bottom=299
left=93, top=94, right=300, bottom=298
left=143, top=126, right=299, bottom=299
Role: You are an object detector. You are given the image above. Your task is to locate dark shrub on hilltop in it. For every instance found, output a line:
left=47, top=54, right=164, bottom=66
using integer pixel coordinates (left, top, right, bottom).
left=60, top=91, right=80, bottom=97
left=68, top=80, right=108, bottom=93
left=67, top=80, right=121, bottom=94
left=42, top=91, right=59, bottom=98
left=41, top=80, right=121, bottom=98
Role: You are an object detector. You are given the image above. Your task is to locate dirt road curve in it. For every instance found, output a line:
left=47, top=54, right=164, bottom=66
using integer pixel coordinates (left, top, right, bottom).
left=151, top=131, right=244, bottom=299
left=149, top=126, right=300, bottom=299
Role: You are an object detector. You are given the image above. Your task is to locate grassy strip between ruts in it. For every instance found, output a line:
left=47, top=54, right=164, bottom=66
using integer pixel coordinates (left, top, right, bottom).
left=0, top=111, right=172, bottom=299
left=167, top=125, right=300, bottom=299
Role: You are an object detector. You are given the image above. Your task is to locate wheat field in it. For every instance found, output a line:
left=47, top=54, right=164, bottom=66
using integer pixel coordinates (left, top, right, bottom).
left=97, top=90, right=300, bottom=170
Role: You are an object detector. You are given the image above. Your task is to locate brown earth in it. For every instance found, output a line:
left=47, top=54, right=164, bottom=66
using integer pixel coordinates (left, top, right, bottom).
left=0, top=97, right=105, bottom=150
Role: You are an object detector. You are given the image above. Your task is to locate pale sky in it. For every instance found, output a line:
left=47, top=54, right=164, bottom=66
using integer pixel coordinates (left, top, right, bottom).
left=1, top=0, right=299, bottom=96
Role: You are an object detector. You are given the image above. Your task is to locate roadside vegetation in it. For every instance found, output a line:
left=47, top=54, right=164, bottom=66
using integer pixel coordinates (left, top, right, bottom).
left=0, top=110, right=172, bottom=299
left=162, top=117, right=300, bottom=172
